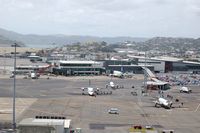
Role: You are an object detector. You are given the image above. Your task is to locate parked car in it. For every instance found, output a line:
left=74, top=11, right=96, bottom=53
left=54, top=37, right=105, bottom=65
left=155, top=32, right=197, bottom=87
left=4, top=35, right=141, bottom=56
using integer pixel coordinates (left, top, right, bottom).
left=108, top=108, right=119, bottom=114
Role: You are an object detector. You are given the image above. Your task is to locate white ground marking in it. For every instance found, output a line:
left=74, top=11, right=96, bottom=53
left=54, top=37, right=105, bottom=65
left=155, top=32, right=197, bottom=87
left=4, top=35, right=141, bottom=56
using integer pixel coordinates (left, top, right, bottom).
left=195, top=103, right=200, bottom=112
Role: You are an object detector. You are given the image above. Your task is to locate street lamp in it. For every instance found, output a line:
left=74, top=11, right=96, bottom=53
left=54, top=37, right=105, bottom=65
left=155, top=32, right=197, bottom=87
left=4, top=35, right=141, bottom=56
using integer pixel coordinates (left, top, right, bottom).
left=11, top=43, right=17, bottom=131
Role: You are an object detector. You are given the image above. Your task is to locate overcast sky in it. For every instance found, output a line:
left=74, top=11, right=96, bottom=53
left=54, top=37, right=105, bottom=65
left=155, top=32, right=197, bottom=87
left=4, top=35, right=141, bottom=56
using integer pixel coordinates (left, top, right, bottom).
left=0, top=0, right=200, bottom=38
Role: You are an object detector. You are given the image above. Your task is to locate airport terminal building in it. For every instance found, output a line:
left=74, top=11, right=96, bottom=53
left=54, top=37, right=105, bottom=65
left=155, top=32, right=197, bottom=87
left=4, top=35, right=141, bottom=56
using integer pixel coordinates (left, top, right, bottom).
left=53, top=60, right=105, bottom=76
left=106, top=64, right=154, bottom=74
left=52, top=60, right=155, bottom=76
left=101, top=60, right=154, bottom=74
left=51, top=56, right=200, bottom=76
left=128, top=56, right=200, bottom=73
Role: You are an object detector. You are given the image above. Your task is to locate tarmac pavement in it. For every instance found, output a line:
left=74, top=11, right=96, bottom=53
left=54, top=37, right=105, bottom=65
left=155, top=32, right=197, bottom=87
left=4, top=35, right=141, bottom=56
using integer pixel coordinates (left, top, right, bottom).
left=0, top=75, right=200, bottom=132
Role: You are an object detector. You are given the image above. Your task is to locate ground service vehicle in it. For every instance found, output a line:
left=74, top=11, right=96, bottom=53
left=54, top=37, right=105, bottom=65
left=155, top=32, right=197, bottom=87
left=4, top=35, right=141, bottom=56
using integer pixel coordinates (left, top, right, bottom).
left=108, top=108, right=119, bottom=114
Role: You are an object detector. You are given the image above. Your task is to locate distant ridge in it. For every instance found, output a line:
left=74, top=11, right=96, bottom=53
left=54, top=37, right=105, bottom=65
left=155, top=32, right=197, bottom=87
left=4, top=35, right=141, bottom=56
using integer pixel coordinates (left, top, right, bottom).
left=0, top=28, right=148, bottom=48
left=1, top=27, right=199, bottom=50
left=135, top=37, right=200, bottom=52
left=0, top=35, right=25, bottom=47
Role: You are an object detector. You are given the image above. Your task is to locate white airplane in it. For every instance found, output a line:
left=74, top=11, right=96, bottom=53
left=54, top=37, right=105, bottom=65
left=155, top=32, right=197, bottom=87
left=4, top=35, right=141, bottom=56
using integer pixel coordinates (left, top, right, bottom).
left=154, top=97, right=173, bottom=109
left=106, top=81, right=119, bottom=89
left=109, top=71, right=123, bottom=78
left=180, top=86, right=192, bottom=93
left=87, top=87, right=95, bottom=96
left=81, top=87, right=96, bottom=96
left=30, top=71, right=38, bottom=79
left=81, top=79, right=101, bottom=96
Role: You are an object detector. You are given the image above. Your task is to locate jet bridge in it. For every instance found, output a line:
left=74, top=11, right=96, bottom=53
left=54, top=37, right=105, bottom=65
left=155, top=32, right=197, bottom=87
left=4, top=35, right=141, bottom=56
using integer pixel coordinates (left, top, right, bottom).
left=142, top=67, right=170, bottom=91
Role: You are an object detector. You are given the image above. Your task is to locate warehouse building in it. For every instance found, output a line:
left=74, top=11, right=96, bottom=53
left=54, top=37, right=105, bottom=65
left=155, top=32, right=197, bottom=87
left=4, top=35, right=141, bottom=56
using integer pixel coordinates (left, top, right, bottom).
left=17, top=118, right=71, bottom=133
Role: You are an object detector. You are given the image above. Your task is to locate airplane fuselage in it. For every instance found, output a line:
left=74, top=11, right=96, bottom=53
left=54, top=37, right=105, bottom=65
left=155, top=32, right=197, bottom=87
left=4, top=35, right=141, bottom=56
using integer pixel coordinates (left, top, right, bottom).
left=155, top=98, right=172, bottom=109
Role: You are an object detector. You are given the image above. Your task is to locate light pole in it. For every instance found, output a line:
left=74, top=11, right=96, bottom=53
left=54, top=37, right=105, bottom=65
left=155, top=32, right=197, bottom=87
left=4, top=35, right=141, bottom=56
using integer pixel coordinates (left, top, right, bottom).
left=11, top=43, right=17, bottom=131
left=144, top=51, right=147, bottom=92
left=3, top=50, right=6, bottom=74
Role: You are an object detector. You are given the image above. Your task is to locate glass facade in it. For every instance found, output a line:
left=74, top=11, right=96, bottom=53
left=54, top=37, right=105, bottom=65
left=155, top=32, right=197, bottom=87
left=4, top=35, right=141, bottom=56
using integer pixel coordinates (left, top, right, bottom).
left=53, top=62, right=105, bottom=76
left=53, top=67, right=104, bottom=76
left=172, top=62, right=200, bottom=72
left=60, top=63, right=92, bottom=67
left=107, top=65, right=153, bottom=74
left=16, top=67, right=39, bottom=71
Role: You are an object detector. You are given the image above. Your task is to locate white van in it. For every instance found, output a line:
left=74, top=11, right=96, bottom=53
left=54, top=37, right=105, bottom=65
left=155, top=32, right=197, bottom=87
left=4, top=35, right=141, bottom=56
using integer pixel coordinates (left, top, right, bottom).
left=108, top=108, right=119, bottom=114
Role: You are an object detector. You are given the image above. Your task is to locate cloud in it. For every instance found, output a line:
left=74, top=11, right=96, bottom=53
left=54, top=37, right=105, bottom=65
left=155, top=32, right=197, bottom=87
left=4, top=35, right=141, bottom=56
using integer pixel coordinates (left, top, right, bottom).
left=0, top=0, right=199, bottom=37
left=185, top=0, right=200, bottom=16
left=0, top=0, right=34, bottom=10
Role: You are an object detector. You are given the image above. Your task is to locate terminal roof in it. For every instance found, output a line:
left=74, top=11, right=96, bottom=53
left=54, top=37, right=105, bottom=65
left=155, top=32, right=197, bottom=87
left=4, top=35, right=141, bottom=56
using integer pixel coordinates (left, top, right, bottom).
left=59, top=60, right=100, bottom=64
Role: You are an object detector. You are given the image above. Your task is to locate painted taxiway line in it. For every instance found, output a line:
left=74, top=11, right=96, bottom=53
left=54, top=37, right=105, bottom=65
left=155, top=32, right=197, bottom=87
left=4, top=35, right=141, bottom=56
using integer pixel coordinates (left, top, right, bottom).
left=195, top=103, right=200, bottom=112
